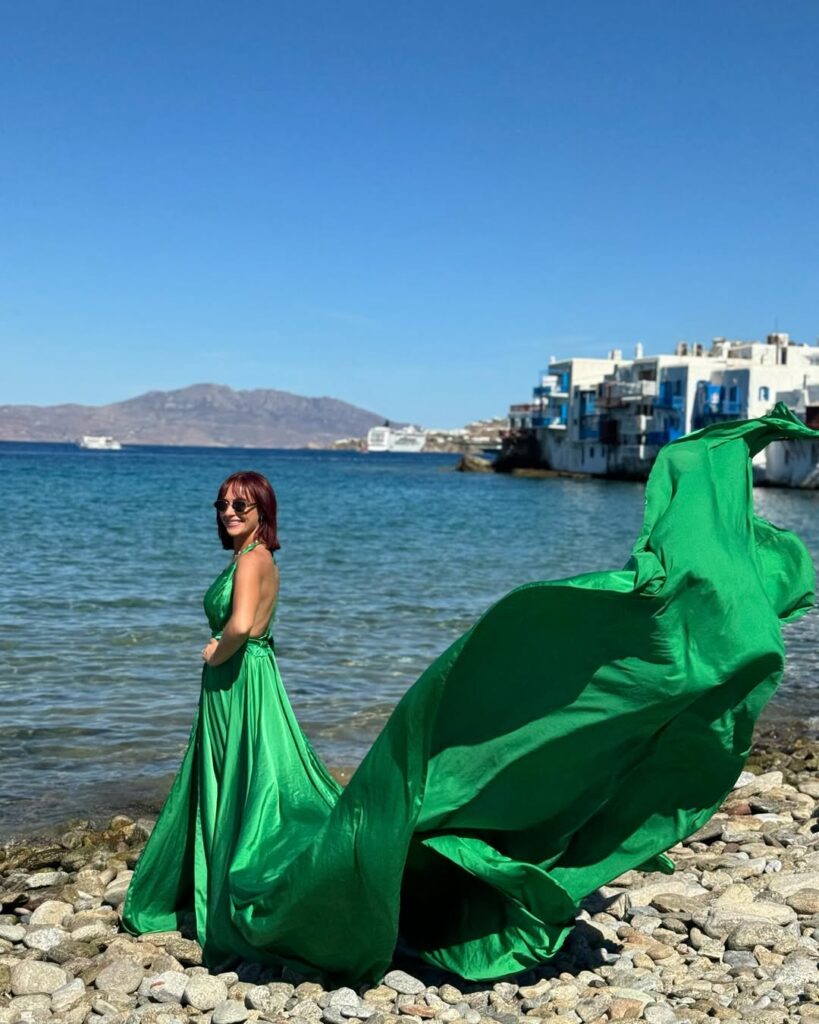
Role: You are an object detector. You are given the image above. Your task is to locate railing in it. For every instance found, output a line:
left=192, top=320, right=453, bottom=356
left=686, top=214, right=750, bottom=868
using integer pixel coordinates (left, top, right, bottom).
left=655, top=394, right=685, bottom=411
left=695, top=400, right=745, bottom=421
left=598, top=380, right=658, bottom=405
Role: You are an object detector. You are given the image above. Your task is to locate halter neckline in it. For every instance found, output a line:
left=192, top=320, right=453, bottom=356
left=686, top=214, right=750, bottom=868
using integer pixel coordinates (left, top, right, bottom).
left=234, top=539, right=261, bottom=560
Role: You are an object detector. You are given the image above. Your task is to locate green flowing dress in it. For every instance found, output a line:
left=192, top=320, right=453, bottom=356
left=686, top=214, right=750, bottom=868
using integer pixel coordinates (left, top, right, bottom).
left=121, top=403, right=817, bottom=986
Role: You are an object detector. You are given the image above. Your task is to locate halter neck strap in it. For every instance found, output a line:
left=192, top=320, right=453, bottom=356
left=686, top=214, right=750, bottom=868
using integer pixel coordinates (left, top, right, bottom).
left=234, top=539, right=262, bottom=560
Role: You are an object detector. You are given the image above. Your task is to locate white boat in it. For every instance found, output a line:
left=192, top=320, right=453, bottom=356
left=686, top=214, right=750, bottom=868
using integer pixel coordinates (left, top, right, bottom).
left=77, top=435, right=122, bottom=451
left=366, top=424, right=427, bottom=453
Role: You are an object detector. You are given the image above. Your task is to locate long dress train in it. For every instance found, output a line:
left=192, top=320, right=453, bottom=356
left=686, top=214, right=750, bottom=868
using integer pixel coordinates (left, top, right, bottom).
left=121, top=403, right=817, bottom=986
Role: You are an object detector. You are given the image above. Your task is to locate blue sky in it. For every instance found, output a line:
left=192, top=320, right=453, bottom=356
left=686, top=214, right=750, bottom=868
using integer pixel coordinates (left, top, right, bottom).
left=1, top=1, right=817, bottom=427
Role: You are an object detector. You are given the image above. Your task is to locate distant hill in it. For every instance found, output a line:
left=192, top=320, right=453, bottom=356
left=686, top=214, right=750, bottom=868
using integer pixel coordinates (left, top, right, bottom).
left=0, top=383, right=387, bottom=448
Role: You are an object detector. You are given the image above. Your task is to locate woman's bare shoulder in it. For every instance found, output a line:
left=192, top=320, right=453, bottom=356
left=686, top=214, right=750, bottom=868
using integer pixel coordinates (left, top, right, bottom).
left=240, top=544, right=279, bottom=575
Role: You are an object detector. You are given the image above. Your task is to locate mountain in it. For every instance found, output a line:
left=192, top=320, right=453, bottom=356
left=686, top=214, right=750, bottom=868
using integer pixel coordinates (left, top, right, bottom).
left=0, top=383, right=387, bottom=448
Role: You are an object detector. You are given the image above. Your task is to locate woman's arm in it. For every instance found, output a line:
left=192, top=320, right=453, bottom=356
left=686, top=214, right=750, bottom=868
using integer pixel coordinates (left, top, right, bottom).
left=205, top=550, right=270, bottom=666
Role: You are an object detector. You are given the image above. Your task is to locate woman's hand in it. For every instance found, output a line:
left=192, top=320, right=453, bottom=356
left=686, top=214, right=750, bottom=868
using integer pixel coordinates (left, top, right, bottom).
left=202, top=639, right=219, bottom=664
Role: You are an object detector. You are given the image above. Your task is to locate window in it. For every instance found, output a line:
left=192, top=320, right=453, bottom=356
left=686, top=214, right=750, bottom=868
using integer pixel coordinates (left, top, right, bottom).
left=590, top=447, right=595, bottom=458
left=729, top=385, right=738, bottom=402
left=759, top=386, right=770, bottom=401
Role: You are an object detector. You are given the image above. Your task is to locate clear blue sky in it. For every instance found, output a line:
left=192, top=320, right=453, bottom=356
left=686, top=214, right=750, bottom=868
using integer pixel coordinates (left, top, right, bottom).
left=2, top=1, right=817, bottom=427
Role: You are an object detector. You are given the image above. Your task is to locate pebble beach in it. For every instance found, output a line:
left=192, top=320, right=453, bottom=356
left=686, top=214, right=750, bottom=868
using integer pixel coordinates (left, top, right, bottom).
left=1, top=731, right=818, bottom=1024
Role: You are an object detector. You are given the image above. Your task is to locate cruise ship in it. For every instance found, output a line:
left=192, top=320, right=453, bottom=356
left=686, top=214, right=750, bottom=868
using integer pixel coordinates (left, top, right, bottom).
left=77, top=435, right=123, bottom=450
left=366, top=424, right=427, bottom=453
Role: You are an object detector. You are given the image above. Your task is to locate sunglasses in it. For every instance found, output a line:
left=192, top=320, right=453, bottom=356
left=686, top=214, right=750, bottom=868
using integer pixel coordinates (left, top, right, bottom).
left=214, top=498, right=257, bottom=514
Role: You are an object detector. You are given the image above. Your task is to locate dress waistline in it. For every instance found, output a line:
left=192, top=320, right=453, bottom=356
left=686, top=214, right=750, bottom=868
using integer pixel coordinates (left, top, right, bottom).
left=210, top=631, right=274, bottom=648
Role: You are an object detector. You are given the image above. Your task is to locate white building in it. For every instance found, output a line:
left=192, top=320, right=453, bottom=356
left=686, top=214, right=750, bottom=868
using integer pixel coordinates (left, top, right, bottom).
left=688, top=334, right=819, bottom=485
left=533, top=354, right=622, bottom=474
left=507, top=403, right=536, bottom=430
left=524, top=333, right=819, bottom=484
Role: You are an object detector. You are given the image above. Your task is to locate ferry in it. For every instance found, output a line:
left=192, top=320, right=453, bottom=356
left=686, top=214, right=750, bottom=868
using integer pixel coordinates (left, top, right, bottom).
left=366, top=424, right=427, bottom=453
left=77, top=435, right=123, bottom=451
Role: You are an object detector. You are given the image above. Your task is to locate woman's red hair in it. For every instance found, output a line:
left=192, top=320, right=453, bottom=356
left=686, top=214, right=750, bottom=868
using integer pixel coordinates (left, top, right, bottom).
left=216, top=471, right=281, bottom=552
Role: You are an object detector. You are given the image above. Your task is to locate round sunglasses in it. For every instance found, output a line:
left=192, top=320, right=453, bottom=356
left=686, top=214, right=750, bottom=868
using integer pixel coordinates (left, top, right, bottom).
left=214, top=498, right=257, bottom=514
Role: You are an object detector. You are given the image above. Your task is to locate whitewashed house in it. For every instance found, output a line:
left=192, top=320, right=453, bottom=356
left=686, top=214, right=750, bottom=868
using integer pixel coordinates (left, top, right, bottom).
left=524, top=333, right=819, bottom=484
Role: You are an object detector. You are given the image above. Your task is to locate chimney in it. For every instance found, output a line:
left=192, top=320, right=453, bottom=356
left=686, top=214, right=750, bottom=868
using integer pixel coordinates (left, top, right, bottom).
left=634, top=342, right=644, bottom=359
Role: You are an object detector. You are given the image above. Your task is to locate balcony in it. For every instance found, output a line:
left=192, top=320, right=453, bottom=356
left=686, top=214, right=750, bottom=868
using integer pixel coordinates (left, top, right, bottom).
left=598, top=380, right=658, bottom=407
left=695, top=398, right=745, bottom=422
left=655, top=393, right=685, bottom=411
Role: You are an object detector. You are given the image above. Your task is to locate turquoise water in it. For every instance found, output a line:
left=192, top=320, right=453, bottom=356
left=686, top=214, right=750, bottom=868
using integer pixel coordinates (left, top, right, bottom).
left=2, top=442, right=818, bottom=839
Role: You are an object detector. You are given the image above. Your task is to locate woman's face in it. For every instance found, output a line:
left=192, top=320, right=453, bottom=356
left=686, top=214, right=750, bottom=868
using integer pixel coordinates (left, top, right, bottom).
left=219, top=484, right=260, bottom=543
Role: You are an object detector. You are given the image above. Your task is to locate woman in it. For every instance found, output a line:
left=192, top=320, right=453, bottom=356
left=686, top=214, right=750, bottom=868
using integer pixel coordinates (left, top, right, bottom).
left=122, top=405, right=817, bottom=986
left=121, top=471, right=342, bottom=972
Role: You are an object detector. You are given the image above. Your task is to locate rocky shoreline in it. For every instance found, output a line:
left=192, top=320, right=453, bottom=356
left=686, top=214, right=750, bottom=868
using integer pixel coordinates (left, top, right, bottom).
left=1, top=733, right=818, bottom=1024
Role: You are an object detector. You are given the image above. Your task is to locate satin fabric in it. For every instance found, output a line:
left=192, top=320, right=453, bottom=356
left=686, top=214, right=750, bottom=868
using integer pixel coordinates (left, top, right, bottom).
left=121, top=403, right=816, bottom=985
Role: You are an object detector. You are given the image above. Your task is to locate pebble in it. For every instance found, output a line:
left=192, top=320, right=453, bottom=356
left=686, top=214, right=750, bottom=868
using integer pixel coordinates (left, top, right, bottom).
left=22, top=925, right=71, bottom=951
left=438, top=985, right=462, bottom=1005
left=25, top=870, right=68, bottom=888
left=10, top=960, right=69, bottom=995
left=322, top=1009, right=349, bottom=1024
left=212, top=999, right=250, bottom=1023
left=183, top=972, right=228, bottom=1009
left=726, top=921, right=794, bottom=950
left=383, top=971, right=426, bottom=995
left=246, top=983, right=276, bottom=1011
left=137, top=969, right=189, bottom=1003
left=643, top=1005, right=677, bottom=1024
left=786, top=887, right=819, bottom=914
left=95, top=958, right=146, bottom=994
left=291, top=997, right=324, bottom=1018
left=51, top=976, right=88, bottom=1012
left=327, top=987, right=360, bottom=1010
left=29, top=899, right=74, bottom=927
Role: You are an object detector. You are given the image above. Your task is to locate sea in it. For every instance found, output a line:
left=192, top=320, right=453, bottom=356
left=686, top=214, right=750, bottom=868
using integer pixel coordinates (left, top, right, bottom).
left=2, top=441, right=819, bottom=841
